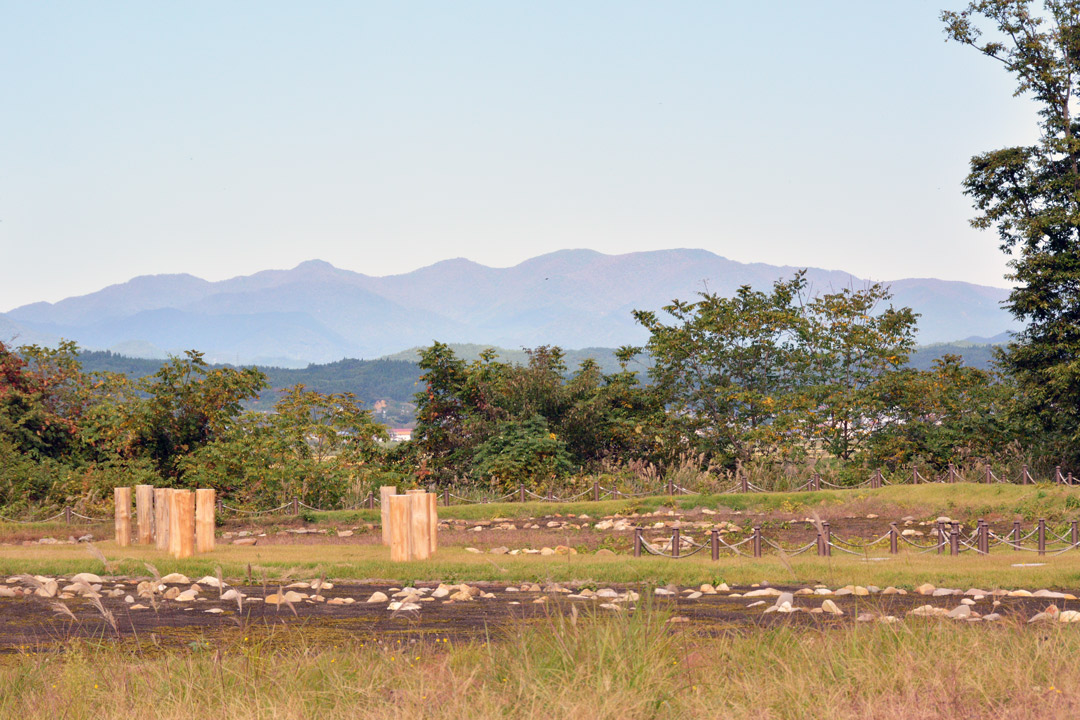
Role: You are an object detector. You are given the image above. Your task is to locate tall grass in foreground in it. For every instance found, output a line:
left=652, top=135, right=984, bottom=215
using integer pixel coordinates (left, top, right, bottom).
left=2, top=607, right=1080, bottom=719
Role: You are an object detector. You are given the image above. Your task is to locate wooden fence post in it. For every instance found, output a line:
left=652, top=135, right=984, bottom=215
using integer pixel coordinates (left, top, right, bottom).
left=741, top=475, right=749, bottom=494
left=135, top=484, right=154, bottom=545
left=427, top=492, right=438, bottom=556
left=948, top=463, right=956, bottom=484
left=114, top=487, right=131, bottom=547
left=593, top=480, right=600, bottom=502
left=1013, top=520, right=1022, bottom=551
left=633, top=528, right=642, bottom=557
left=291, top=497, right=299, bottom=515
left=1056, top=466, right=1064, bottom=485
left=752, top=526, right=762, bottom=557
left=711, top=529, right=719, bottom=561
left=1038, top=518, right=1047, bottom=556
left=937, top=521, right=945, bottom=554
left=64, top=507, right=72, bottom=525
left=366, top=492, right=374, bottom=510
left=823, top=522, right=831, bottom=556
left=195, top=488, right=215, bottom=554
left=519, top=485, right=526, bottom=503
left=1022, top=464, right=1031, bottom=485
left=167, top=489, right=181, bottom=557
left=671, top=528, right=680, bottom=558
left=379, top=486, right=396, bottom=546
left=889, top=523, right=898, bottom=554
left=443, top=488, right=450, bottom=506
left=950, top=525, right=959, bottom=556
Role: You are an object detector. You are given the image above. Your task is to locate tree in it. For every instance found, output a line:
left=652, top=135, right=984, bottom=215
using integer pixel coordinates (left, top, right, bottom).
left=943, top=1, right=1080, bottom=466
left=471, top=414, right=573, bottom=490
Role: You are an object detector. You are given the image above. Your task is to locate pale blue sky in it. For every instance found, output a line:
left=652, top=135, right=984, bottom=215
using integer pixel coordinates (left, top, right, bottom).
left=0, top=1, right=1037, bottom=310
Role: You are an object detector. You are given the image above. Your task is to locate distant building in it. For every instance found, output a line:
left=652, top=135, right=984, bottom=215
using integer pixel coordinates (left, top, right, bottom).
left=387, top=428, right=413, bottom=442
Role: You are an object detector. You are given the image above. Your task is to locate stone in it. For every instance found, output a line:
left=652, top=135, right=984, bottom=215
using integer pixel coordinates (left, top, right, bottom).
left=961, top=598, right=976, bottom=606
left=1059, top=610, right=1080, bottom=623
left=654, top=588, right=675, bottom=596
left=163, top=587, right=181, bottom=600
left=946, top=605, right=971, bottom=620
left=856, top=613, right=877, bottom=623
left=774, top=592, right=795, bottom=608
left=221, top=589, right=243, bottom=601
left=595, top=588, right=619, bottom=598
left=744, top=588, right=781, bottom=598
left=464, top=547, right=481, bottom=554
left=1008, top=589, right=1033, bottom=598
left=161, top=573, right=190, bottom=584
left=539, top=547, right=556, bottom=556
left=821, top=599, right=843, bottom=615
left=595, top=549, right=616, bottom=557
left=232, top=538, right=257, bottom=546
left=1029, top=605, right=1060, bottom=623
left=915, top=583, right=936, bottom=595
left=366, top=592, right=389, bottom=603
left=489, top=547, right=509, bottom=555
left=71, top=572, right=103, bottom=585
left=746, top=600, right=766, bottom=608
left=175, top=589, right=199, bottom=602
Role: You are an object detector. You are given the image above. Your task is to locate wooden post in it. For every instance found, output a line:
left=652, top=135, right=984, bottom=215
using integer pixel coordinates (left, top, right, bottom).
left=1072, top=520, right=1078, bottom=548
left=814, top=473, right=821, bottom=491
left=593, top=480, right=600, bottom=502
left=912, top=467, right=919, bottom=485
left=64, top=507, right=72, bottom=525
left=937, top=521, right=945, bottom=554
left=740, top=474, right=749, bottom=494
left=291, top=497, right=299, bottom=515
left=409, top=492, right=431, bottom=561
left=173, top=490, right=195, bottom=559
left=671, top=528, right=680, bottom=558
left=752, top=526, right=762, bottom=557
left=948, top=463, right=956, bottom=484
left=167, top=489, right=181, bottom=557
left=114, top=487, right=132, bottom=547
left=379, top=486, right=396, bottom=546
left=985, top=466, right=992, bottom=484
left=519, top=485, right=526, bottom=503
left=633, top=528, right=642, bottom=557
left=950, top=525, right=959, bottom=556
left=135, top=484, right=154, bottom=545
left=1013, top=520, right=1022, bottom=551
left=388, top=495, right=412, bottom=562
left=426, top=492, right=438, bottom=556
left=154, top=488, right=169, bottom=551
left=1022, top=464, right=1031, bottom=485
left=711, top=529, right=719, bottom=561
left=1056, top=466, right=1064, bottom=485
left=823, top=522, right=832, bottom=557
left=195, top=489, right=215, bottom=554
left=1038, top=518, right=1047, bottom=556
left=366, top=491, right=375, bottom=510
left=889, top=523, right=898, bottom=554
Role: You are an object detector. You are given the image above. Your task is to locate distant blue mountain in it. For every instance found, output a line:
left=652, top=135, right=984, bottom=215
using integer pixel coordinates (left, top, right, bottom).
left=0, top=249, right=1020, bottom=365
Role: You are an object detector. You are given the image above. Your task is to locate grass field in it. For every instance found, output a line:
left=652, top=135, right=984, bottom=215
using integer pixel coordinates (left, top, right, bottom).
left=6, top=482, right=1080, bottom=718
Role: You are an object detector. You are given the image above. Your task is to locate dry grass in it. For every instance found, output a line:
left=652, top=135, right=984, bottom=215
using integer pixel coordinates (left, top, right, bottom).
left=2, top=607, right=1079, bottom=719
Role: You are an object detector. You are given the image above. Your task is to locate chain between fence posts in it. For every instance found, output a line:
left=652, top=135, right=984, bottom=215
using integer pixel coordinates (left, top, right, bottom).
left=1039, top=518, right=1047, bottom=556
left=1013, top=520, right=1022, bottom=551
left=889, top=523, right=898, bottom=554
left=633, top=528, right=642, bottom=557
left=752, top=526, right=762, bottom=557
left=711, top=530, right=719, bottom=561
left=949, top=524, right=959, bottom=556
left=1072, top=521, right=1078, bottom=548
left=672, top=528, right=680, bottom=558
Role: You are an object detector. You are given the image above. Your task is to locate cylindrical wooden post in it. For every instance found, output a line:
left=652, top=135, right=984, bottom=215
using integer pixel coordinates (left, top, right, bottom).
left=950, top=526, right=959, bottom=556
left=985, top=466, right=992, bottom=484
left=979, top=520, right=988, bottom=554
left=593, top=481, right=600, bottom=502
left=389, top=495, right=412, bottom=562
left=671, top=528, right=680, bottom=558
left=814, top=473, right=821, bottom=491
left=823, top=522, right=832, bottom=556
left=519, top=485, right=526, bottom=503
left=633, top=528, right=642, bottom=557
left=366, top=491, right=375, bottom=510
left=741, top=475, right=749, bottom=493
left=1013, top=520, right=1022, bottom=551
left=174, top=490, right=195, bottom=559
left=1022, top=464, right=1031, bottom=485
left=135, top=484, right=154, bottom=545
left=1038, top=518, right=1047, bottom=556
left=114, top=487, right=132, bottom=547
left=937, top=521, right=945, bottom=554
left=1056, top=466, right=1064, bottom=485
left=889, top=523, right=898, bottom=554
left=711, top=529, right=719, bottom=561
left=409, top=492, right=431, bottom=561
left=752, top=526, right=762, bottom=557
left=379, top=486, right=396, bottom=546
left=291, top=497, right=299, bottom=515
left=426, top=492, right=438, bottom=556
left=912, top=467, right=919, bottom=485
left=64, top=507, right=72, bottom=525
left=948, top=464, right=956, bottom=484
left=195, top=489, right=215, bottom=554
left=167, top=489, right=181, bottom=557
left=442, top=488, right=450, bottom=506
left=155, top=488, right=169, bottom=551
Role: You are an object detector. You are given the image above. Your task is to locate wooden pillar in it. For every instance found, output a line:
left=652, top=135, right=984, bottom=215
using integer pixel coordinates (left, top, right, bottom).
left=409, top=492, right=431, bottom=560
left=135, top=484, right=154, bottom=545
left=593, top=480, right=600, bottom=502
left=195, top=488, right=215, bottom=554
left=1013, top=520, right=1022, bottom=551
left=711, top=529, right=719, bottom=561
left=889, top=523, right=898, bottom=554
left=167, top=489, right=181, bottom=557
left=1038, top=518, right=1047, bottom=556
left=671, top=528, right=680, bottom=558
left=379, top=486, right=396, bottom=546
left=426, top=492, right=438, bottom=555
left=154, top=488, right=170, bottom=551
left=388, top=495, right=412, bottom=562
left=950, top=525, right=959, bottom=556
left=173, top=490, right=195, bottom=559
left=633, top=528, right=642, bottom=557
left=114, top=487, right=132, bottom=547
left=752, top=526, right=762, bottom=557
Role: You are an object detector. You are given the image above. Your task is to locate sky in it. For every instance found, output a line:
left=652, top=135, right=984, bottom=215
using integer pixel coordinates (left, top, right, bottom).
left=0, top=1, right=1042, bottom=311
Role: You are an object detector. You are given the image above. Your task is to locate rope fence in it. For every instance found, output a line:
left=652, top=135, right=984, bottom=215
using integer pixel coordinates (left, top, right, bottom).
left=3, top=463, right=1079, bottom=523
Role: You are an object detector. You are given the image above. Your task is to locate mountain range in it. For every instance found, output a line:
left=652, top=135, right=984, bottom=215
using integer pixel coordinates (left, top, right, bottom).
left=0, top=249, right=1019, bottom=366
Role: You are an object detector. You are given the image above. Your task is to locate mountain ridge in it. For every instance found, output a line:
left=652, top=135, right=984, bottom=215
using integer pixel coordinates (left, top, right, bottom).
left=1, top=249, right=1020, bottom=366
